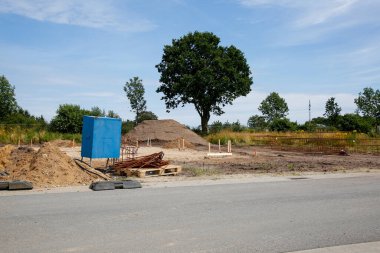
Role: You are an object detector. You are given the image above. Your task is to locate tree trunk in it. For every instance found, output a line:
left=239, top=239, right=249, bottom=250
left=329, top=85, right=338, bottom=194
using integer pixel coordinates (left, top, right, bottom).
left=201, top=113, right=210, bottom=135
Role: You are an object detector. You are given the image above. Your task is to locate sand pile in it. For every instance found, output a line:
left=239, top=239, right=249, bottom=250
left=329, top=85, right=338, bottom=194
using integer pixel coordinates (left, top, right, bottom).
left=126, top=119, right=207, bottom=146
left=163, top=138, right=195, bottom=149
left=0, top=145, right=14, bottom=170
left=0, top=143, right=100, bottom=187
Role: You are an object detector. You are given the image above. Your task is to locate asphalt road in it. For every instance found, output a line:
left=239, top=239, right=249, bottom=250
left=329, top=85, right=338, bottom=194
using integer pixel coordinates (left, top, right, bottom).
left=1, top=175, right=380, bottom=253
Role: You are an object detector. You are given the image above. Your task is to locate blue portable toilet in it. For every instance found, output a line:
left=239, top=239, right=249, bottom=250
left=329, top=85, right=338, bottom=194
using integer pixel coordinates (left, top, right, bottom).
left=81, top=116, right=122, bottom=159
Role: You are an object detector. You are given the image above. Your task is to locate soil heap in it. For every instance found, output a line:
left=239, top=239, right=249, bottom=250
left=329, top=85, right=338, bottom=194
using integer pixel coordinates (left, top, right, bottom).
left=126, top=119, right=208, bottom=146
left=162, top=138, right=195, bottom=149
left=0, top=143, right=100, bottom=187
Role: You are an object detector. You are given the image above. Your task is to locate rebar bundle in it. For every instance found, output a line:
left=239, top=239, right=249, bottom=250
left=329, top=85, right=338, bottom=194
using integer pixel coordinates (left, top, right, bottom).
left=113, top=152, right=169, bottom=170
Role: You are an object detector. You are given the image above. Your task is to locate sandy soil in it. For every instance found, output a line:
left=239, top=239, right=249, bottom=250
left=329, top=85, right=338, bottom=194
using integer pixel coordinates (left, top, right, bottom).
left=2, top=142, right=379, bottom=191
left=64, top=144, right=380, bottom=176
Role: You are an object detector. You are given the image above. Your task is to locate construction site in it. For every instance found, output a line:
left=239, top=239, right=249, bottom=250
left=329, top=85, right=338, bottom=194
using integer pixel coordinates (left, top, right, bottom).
left=1, top=118, right=379, bottom=191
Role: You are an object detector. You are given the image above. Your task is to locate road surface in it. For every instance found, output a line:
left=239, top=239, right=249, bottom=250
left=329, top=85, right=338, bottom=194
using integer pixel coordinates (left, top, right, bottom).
left=1, top=175, right=380, bottom=252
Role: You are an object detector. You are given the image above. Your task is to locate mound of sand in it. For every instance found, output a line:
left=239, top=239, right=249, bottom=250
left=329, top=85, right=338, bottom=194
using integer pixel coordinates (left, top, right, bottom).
left=126, top=119, right=207, bottom=146
left=0, top=145, right=14, bottom=170
left=162, top=138, right=195, bottom=149
left=0, top=143, right=100, bottom=187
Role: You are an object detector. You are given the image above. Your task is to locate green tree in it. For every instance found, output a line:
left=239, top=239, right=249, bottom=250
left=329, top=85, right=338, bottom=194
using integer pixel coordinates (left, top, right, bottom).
left=354, top=87, right=380, bottom=121
left=49, top=104, right=86, bottom=133
left=247, top=115, right=267, bottom=130
left=269, top=118, right=297, bottom=132
left=258, top=92, right=289, bottom=122
left=89, top=106, right=105, bottom=117
left=337, top=114, right=373, bottom=133
left=136, top=111, right=158, bottom=123
left=156, top=31, right=252, bottom=134
left=324, top=97, right=341, bottom=125
left=121, top=120, right=135, bottom=134
left=107, top=110, right=120, bottom=118
left=0, top=75, right=18, bottom=120
left=123, top=77, right=147, bottom=123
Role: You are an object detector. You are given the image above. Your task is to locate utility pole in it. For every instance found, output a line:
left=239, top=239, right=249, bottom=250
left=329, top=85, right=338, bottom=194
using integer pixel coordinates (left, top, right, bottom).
left=308, top=100, right=311, bottom=132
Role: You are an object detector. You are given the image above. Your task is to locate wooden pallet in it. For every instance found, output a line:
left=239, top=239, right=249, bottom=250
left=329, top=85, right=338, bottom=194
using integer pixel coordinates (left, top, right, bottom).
left=120, top=165, right=182, bottom=178
left=137, top=168, right=162, bottom=178
left=161, top=165, right=182, bottom=176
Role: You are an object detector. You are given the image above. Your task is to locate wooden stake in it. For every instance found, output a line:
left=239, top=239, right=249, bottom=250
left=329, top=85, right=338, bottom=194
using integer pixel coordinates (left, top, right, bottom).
left=208, top=142, right=211, bottom=153
left=218, top=139, right=221, bottom=152
left=182, top=138, right=185, bottom=149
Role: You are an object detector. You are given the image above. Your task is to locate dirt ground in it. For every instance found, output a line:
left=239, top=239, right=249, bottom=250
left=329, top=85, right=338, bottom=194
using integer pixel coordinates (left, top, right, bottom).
left=65, top=144, right=380, bottom=175
left=0, top=143, right=101, bottom=187
left=1, top=141, right=379, bottom=190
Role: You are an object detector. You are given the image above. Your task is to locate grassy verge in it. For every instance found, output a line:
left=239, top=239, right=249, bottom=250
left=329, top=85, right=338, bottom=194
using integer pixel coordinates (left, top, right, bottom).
left=183, top=166, right=221, bottom=177
left=0, top=126, right=81, bottom=145
left=206, top=130, right=380, bottom=154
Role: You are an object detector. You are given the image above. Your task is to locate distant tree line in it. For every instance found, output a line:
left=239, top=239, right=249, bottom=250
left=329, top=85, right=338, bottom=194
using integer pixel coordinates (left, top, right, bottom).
left=0, top=75, right=159, bottom=135
left=206, top=88, right=379, bottom=135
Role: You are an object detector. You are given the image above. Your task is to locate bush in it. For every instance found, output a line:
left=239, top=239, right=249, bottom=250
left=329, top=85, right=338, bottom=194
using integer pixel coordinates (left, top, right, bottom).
left=209, top=121, right=223, bottom=134
left=337, top=114, right=373, bottom=133
left=269, top=118, right=297, bottom=132
left=122, top=120, right=135, bottom=134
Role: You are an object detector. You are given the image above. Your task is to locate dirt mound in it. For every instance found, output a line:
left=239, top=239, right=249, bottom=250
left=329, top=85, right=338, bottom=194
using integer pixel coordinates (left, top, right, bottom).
left=0, top=145, right=14, bottom=170
left=126, top=119, right=207, bottom=146
left=0, top=143, right=101, bottom=187
left=50, top=139, right=77, bottom=147
left=163, top=138, right=195, bottom=149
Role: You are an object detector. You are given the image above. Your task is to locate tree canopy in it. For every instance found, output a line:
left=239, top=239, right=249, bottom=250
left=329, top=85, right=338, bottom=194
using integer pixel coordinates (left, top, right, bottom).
left=0, top=75, right=18, bottom=120
left=156, top=31, right=252, bottom=134
left=354, top=87, right=380, bottom=121
left=258, top=92, right=289, bottom=122
left=136, top=111, right=158, bottom=124
left=123, top=77, right=147, bottom=123
left=324, top=97, right=341, bottom=123
left=50, top=104, right=119, bottom=133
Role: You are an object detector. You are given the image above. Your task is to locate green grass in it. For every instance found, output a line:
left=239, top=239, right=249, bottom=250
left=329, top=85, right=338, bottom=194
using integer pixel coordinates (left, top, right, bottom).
left=0, top=126, right=81, bottom=145
left=206, top=130, right=380, bottom=154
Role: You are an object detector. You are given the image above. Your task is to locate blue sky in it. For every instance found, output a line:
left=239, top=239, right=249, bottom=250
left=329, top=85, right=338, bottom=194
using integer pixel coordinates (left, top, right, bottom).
left=1, top=0, right=379, bottom=126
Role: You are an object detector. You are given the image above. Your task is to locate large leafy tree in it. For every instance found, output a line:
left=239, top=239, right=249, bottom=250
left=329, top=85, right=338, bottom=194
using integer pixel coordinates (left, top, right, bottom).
left=50, top=104, right=85, bottom=133
left=324, top=97, right=341, bottom=124
left=354, top=87, right=380, bottom=121
left=156, top=31, right=252, bottom=134
left=258, top=92, right=289, bottom=122
left=0, top=75, right=18, bottom=120
left=123, top=77, right=147, bottom=123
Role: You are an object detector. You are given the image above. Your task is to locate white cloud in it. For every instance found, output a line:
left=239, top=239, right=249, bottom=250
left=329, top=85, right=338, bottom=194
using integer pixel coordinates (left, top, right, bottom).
left=0, top=0, right=155, bottom=32
left=238, top=0, right=380, bottom=46
left=240, top=0, right=358, bottom=27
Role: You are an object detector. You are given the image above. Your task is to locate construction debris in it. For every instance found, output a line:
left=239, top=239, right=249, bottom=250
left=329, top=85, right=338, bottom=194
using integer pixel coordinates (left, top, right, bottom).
left=112, top=152, right=181, bottom=177
left=90, top=180, right=142, bottom=191
left=0, top=180, right=33, bottom=191
left=113, top=152, right=169, bottom=171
